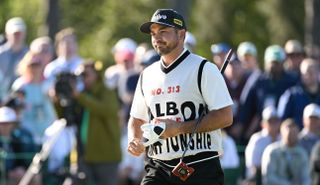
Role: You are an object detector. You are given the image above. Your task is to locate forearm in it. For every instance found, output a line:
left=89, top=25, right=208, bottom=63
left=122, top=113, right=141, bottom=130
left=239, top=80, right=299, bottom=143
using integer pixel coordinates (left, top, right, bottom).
left=127, top=117, right=145, bottom=141
left=127, top=116, right=146, bottom=156
left=162, top=105, right=233, bottom=138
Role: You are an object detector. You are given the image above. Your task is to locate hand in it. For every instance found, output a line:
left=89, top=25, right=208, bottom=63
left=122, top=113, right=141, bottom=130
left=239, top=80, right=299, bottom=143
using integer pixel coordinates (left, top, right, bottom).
left=140, top=122, right=166, bottom=146
left=127, top=138, right=145, bottom=156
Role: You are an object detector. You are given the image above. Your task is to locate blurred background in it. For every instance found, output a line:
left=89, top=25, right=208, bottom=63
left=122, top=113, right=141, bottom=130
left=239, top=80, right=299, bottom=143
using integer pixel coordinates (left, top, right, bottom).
left=0, top=0, right=318, bottom=67
left=0, top=1, right=320, bottom=185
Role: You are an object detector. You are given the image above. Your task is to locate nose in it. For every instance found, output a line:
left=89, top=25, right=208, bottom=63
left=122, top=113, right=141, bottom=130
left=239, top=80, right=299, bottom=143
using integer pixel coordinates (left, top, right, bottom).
left=152, top=32, right=162, bottom=41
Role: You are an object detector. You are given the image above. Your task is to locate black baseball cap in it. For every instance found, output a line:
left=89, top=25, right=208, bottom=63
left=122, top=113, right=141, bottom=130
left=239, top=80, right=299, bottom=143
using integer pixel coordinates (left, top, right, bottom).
left=140, top=9, right=186, bottom=33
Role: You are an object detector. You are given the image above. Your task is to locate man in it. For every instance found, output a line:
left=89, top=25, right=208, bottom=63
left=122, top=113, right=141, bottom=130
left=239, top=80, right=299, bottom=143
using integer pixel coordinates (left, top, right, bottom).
left=299, top=103, right=320, bottom=157
left=284, top=39, right=305, bottom=77
left=43, top=27, right=84, bottom=179
left=127, top=9, right=233, bottom=185
left=261, top=119, right=310, bottom=185
left=228, top=42, right=260, bottom=143
left=245, top=106, right=281, bottom=184
left=72, top=60, right=121, bottom=185
left=44, top=27, right=83, bottom=82
left=104, top=38, right=139, bottom=127
left=0, top=17, right=28, bottom=103
left=210, top=42, right=230, bottom=68
left=278, top=58, right=320, bottom=129
left=223, top=57, right=249, bottom=142
left=237, top=41, right=259, bottom=73
left=236, top=41, right=261, bottom=103
left=239, top=45, right=297, bottom=141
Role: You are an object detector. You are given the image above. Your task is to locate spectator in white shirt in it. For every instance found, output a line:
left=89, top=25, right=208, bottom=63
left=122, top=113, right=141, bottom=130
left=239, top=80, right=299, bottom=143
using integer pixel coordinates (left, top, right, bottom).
left=220, top=130, right=239, bottom=169
left=261, top=119, right=310, bottom=185
left=245, top=106, right=281, bottom=183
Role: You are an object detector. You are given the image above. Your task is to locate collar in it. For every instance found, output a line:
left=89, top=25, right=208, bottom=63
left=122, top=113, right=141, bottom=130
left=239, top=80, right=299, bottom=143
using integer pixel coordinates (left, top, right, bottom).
left=160, top=49, right=190, bottom=74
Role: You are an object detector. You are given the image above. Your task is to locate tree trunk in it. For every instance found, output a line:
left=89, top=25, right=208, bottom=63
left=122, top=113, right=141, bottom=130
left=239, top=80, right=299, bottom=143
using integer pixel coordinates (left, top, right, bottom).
left=305, top=0, right=320, bottom=58
left=46, top=0, right=60, bottom=40
left=168, top=0, right=192, bottom=24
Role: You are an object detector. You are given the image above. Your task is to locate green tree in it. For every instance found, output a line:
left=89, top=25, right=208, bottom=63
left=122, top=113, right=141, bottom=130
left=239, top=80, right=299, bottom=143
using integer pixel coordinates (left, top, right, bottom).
left=58, top=0, right=167, bottom=65
left=0, top=0, right=44, bottom=44
left=190, top=0, right=304, bottom=66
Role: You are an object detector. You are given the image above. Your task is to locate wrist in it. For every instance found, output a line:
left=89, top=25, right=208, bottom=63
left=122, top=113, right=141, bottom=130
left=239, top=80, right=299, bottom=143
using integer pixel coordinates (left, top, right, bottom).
left=162, top=122, right=180, bottom=138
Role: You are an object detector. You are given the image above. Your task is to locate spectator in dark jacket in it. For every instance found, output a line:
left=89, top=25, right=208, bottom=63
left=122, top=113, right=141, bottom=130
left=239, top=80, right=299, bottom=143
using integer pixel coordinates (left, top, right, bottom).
left=238, top=45, right=297, bottom=142
left=278, top=58, right=320, bottom=129
left=0, top=106, right=37, bottom=184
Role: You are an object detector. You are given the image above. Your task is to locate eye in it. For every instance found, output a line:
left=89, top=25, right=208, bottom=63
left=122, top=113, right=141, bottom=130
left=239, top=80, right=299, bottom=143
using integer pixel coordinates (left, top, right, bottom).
left=160, top=30, right=168, bottom=34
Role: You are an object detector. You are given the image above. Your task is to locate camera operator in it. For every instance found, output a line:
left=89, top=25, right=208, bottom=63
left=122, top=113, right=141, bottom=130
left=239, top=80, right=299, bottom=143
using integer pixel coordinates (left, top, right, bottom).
left=71, top=59, right=121, bottom=185
left=45, top=71, right=84, bottom=184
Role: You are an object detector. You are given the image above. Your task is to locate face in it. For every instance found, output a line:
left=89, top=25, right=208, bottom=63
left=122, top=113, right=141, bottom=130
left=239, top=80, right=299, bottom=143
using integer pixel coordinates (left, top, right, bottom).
left=301, top=64, right=319, bottom=87
left=0, top=122, right=15, bottom=137
left=26, top=54, right=43, bottom=75
left=286, top=53, right=304, bottom=71
left=6, top=31, right=26, bottom=46
left=57, top=35, right=77, bottom=58
left=281, top=123, right=299, bottom=147
left=82, top=66, right=98, bottom=89
left=303, top=116, right=320, bottom=135
left=212, top=52, right=226, bottom=68
left=265, top=61, right=283, bottom=76
left=150, top=24, right=184, bottom=56
left=264, top=117, right=280, bottom=136
left=239, top=54, right=257, bottom=71
left=39, top=43, right=53, bottom=65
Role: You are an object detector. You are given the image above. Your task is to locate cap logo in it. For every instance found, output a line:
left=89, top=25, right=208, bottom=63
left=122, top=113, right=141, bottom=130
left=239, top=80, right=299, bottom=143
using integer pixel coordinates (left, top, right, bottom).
left=154, top=14, right=167, bottom=20
left=173, top=19, right=183, bottom=26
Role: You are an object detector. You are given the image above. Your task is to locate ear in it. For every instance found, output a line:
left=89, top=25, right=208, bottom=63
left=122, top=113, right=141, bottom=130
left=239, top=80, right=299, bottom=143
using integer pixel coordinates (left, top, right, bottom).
left=179, top=29, right=186, bottom=41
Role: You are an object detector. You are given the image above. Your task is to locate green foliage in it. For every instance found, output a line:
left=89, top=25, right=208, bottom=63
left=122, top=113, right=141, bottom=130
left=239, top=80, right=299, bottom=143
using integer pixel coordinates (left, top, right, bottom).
left=59, top=0, right=166, bottom=66
left=257, top=0, right=305, bottom=44
left=190, top=0, right=304, bottom=66
left=0, top=0, right=44, bottom=43
left=0, top=0, right=304, bottom=68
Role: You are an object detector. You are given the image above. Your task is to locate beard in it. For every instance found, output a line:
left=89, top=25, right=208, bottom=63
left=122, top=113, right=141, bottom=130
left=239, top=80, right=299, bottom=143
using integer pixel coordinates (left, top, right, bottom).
left=153, top=37, right=179, bottom=56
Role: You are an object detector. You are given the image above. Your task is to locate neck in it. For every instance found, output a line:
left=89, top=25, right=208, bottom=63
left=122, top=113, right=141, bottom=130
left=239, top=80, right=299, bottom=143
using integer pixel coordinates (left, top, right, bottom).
left=270, top=133, right=278, bottom=142
left=162, top=47, right=184, bottom=66
left=26, top=73, right=42, bottom=83
left=60, top=53, right=76, bottom=60
left=10, top=43, right=24, bottom=52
